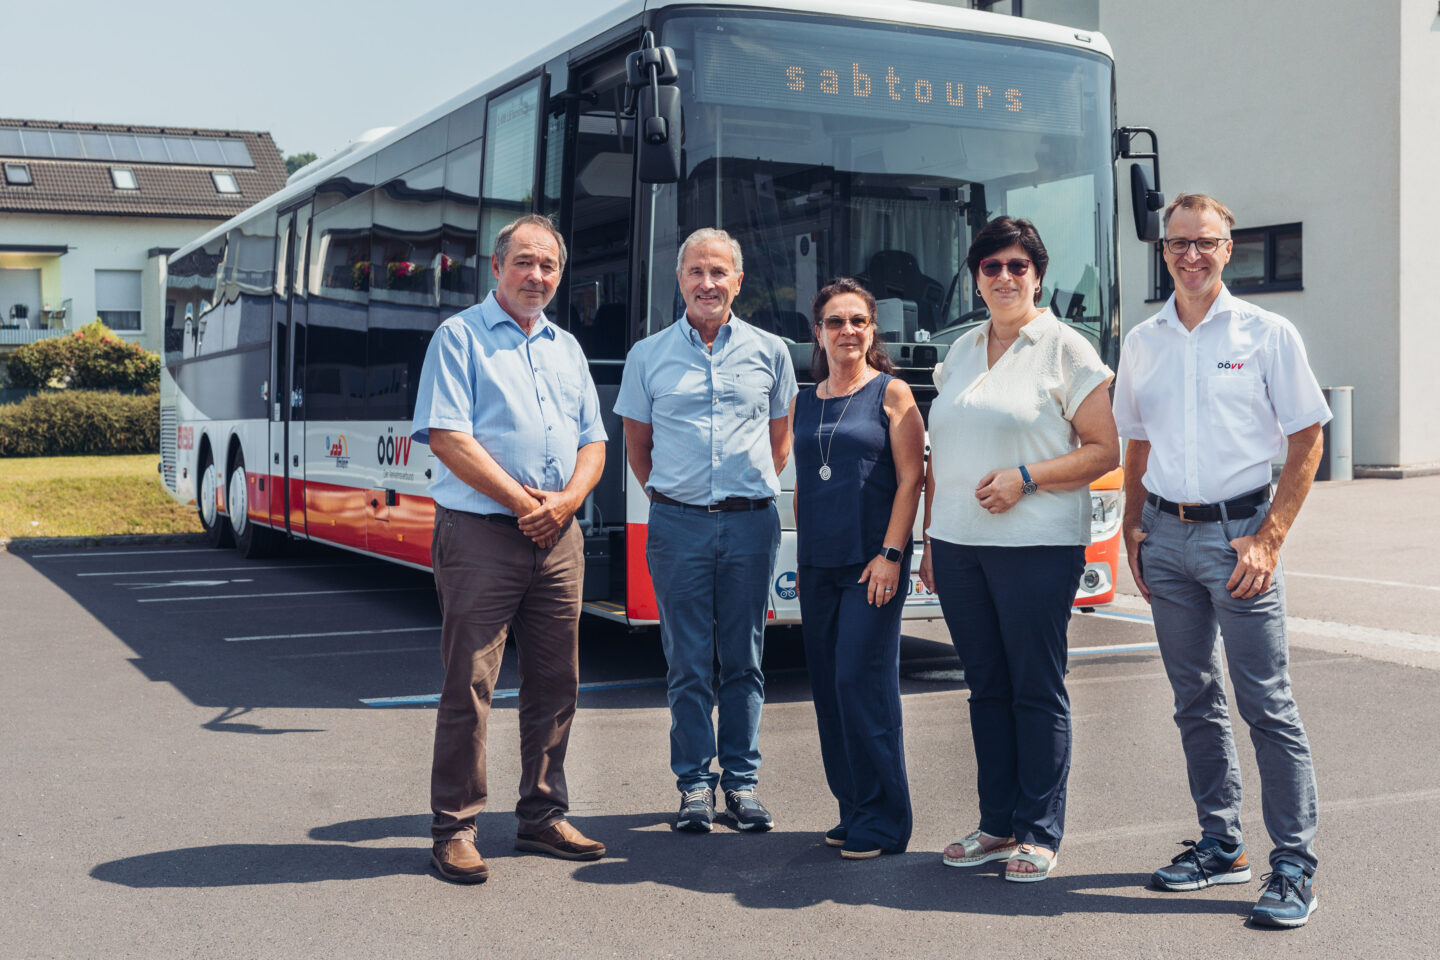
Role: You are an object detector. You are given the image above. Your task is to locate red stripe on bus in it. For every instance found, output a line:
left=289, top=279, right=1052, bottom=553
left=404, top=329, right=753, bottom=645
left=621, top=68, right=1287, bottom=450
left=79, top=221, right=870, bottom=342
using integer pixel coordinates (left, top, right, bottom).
left=625, top=522, right=659, bottom=621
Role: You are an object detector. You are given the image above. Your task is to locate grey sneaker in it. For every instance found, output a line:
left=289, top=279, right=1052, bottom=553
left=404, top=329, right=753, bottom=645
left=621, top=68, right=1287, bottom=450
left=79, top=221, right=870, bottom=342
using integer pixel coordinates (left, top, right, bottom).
left=724, top=789, right=774, bottom=832
left=676, top=786, right=715, bottom=833
left=1250, top=863, right=1317, bottom=928
left=1151, top=838, right=1251, bottom=891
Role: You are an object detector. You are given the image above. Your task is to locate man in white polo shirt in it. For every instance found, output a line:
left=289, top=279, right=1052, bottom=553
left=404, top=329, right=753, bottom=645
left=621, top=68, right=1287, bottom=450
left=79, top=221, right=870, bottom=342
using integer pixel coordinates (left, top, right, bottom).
left=1113, top=193, right=1330, bottom=928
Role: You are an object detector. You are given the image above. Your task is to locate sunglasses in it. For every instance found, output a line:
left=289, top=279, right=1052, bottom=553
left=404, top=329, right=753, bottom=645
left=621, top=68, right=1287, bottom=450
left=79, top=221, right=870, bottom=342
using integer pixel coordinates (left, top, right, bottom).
left=978, top=258, right=1033, bottom=278
left=820, top=315, right=873, bottom=330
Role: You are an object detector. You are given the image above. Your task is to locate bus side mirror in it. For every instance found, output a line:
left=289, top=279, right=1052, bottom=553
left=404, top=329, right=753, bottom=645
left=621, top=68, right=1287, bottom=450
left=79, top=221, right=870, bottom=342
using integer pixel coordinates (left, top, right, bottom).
left=627, top=32, right=682, bottom=184
left=1130, top=164, right=1164, bottom=243
left=1117, top=126, right=1164, bottom=242
left=636, top=84, right=682, bottom=183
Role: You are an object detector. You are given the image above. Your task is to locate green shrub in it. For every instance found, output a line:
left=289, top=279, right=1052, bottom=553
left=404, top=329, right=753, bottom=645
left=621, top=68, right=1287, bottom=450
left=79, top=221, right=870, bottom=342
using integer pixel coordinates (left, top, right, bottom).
left=5, top=320, right=161, bottom=393
left=0, top=390, right=159, bottom=457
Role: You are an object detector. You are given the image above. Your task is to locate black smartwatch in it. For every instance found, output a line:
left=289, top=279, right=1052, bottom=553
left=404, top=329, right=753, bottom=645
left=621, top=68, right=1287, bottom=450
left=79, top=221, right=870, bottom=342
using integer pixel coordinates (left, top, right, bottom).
left=880, top=545, right=904, bottom=563
left=1019, top=465, right=1038, bottom=496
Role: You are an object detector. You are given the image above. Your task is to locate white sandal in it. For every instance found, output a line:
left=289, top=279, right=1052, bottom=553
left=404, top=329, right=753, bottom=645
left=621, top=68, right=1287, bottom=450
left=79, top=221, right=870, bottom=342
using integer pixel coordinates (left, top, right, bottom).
left=1003, top=843, right=1057, bottom=883
left=942, top=830, right=1018, bottom=867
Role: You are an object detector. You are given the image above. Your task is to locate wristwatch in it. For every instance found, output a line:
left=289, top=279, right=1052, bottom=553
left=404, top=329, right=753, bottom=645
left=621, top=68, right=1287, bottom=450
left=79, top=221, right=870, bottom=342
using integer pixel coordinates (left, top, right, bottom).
left=881, top=545, right=904, bottom=563
left=1019, top=465, right=1038, bottom=496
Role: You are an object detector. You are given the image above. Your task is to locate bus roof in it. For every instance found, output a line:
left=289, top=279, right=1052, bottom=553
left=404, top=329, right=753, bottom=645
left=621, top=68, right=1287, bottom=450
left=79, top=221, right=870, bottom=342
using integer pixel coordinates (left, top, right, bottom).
left=169, top=0, right=1113, bottom=263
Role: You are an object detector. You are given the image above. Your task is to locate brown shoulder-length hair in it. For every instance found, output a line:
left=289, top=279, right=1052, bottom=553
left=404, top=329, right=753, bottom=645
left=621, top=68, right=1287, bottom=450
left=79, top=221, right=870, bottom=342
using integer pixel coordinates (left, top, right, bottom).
left=810, top=277, right=896, bottom=382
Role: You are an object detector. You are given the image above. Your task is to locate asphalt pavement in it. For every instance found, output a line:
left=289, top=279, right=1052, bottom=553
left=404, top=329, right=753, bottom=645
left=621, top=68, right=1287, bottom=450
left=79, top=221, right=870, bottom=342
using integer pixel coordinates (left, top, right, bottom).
left=1, top=476, right=1437, bottom=959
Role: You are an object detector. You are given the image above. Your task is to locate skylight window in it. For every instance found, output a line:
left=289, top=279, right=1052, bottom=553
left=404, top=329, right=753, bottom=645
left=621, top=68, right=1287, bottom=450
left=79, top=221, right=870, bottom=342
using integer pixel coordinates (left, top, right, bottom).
left=3, top=162, right=32, bottom=185
left=110, top=168, right=138, bottom=190
left=211, top=171, right=239, bottom=194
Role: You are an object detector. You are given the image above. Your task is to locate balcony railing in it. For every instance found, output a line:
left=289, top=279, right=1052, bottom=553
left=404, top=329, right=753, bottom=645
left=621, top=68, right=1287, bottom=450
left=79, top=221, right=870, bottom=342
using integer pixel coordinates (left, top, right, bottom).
left=0, top=300, right=72, bottom=346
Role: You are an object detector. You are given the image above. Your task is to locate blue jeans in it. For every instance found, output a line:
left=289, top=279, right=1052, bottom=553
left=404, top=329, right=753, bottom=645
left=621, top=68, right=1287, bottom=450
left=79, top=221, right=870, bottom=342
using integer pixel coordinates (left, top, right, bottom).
left=646, top=500, right=780, bottom=793
left=1139, top=498, right=1318, bottom=874
left=798, top=559, right=913, bottom=852
left=930, top=539, right=1084, bottom=851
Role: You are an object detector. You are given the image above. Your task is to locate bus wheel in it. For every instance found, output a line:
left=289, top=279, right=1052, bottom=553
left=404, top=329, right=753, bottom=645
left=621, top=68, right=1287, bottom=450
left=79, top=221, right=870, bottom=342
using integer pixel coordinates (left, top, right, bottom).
left=197, top=448, right=234, bottom=548
left=228, top=448, right=279, bottom=559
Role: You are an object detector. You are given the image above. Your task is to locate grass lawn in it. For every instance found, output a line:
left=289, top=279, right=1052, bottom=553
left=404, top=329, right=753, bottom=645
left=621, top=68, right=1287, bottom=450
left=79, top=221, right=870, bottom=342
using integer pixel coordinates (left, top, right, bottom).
left=0, top=454, right=202, bottom=541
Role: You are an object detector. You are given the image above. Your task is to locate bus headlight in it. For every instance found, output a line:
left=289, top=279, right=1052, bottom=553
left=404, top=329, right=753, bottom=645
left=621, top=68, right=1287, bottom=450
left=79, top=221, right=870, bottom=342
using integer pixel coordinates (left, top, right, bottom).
left=1090, top=490, right=1121, bottom=541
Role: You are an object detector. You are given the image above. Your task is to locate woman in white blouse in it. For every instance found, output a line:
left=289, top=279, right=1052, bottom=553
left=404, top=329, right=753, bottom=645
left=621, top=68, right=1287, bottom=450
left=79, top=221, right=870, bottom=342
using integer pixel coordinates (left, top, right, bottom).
left=918, top=217, right=1119, bottom=883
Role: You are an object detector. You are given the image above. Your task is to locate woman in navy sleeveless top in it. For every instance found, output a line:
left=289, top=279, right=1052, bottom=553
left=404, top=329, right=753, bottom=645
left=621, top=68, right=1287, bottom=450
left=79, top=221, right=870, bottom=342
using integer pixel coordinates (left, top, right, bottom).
left=789, top=278, right=926, bottom=858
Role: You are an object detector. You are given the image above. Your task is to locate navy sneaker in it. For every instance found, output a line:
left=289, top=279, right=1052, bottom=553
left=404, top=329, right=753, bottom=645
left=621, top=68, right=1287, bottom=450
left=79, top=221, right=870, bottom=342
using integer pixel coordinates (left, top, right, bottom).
left=1250, top=862, right=1317, bottom=928
left=824, top=825, right=846, bottom=848
left=1152, top=838, right=1252, bottom=891
left=724, top=789, right=774, bottom=832
left=676, top=786, right=715, bottom=833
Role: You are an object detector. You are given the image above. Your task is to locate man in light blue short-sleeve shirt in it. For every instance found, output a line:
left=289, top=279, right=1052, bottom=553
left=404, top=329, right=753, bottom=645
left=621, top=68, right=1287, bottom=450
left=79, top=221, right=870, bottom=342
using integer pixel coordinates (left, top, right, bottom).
left=616, top=227, right=797, bottom=835
left=411, top=215, right=608, bottom=884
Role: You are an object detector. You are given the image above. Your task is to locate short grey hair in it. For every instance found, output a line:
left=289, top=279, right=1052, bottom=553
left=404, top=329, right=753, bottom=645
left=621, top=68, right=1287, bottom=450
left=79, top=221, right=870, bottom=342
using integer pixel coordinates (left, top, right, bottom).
left=676, top=227, right=743, bottom=275
left=494, top=214, right=568, bottom=272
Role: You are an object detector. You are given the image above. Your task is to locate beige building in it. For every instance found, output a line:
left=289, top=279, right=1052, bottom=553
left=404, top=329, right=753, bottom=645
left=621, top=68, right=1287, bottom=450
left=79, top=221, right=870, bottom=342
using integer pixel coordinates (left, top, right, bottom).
left=0, top=119, right=286, bottom=360
left=961, top=0, right=1440, bottom=472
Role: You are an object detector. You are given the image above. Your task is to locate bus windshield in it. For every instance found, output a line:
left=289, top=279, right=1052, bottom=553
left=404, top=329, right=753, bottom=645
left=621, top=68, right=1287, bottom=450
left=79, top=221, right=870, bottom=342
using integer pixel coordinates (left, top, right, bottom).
left=646, top=10, right=1117, bottom=405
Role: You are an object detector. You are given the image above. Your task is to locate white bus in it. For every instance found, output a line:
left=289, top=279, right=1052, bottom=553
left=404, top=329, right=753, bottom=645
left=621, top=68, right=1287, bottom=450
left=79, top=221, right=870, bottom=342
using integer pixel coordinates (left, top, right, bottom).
left=160, top=0, right=1159, bottom=626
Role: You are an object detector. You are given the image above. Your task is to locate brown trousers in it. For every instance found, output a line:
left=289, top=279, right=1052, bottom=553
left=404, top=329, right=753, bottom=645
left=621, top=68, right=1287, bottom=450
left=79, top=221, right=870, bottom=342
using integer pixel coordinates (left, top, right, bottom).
left=429, top=504, right=584, bottom=840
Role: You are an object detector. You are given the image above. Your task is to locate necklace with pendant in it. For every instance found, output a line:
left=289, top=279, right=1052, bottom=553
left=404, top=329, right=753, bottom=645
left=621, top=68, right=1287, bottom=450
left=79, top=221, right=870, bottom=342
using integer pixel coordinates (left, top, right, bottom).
left=817, top=377, right=864, bottom=481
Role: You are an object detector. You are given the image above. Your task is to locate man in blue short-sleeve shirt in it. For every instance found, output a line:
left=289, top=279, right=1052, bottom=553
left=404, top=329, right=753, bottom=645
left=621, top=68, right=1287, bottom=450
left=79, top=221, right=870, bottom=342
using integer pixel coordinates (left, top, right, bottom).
left=615, top=227, right=797, bottom=834
left=411, top=214, right=607, bottom=883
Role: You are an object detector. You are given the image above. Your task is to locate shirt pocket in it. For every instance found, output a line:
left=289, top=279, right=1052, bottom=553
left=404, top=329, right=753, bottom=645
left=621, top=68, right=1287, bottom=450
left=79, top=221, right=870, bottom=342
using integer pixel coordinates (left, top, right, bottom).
left=552, top=367, right=586, bottom=419
left=1206, top=373, right=1257, bottom=430
left=731, top=372, right=771, bottom=420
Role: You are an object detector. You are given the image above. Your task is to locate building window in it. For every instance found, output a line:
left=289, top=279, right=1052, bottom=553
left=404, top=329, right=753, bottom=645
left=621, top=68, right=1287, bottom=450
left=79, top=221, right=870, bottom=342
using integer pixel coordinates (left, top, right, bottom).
left=3, top=162, right=32, bottom=185
left=211, top=170, right=239, bottom=194
left=1149, top=223, right=1303, bottom=300
left=96, top=269, right=143, bottom=331
left=110, top=168, right=138, bottom=190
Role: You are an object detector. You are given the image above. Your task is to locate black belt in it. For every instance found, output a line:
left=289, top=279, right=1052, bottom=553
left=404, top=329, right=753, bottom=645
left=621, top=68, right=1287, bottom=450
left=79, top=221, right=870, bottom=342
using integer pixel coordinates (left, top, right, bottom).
left=478, top=513, right=519, bottom=527
left=651, top=491, right=774, bottom=513
left=1147, top=487, right=1270, bottom=523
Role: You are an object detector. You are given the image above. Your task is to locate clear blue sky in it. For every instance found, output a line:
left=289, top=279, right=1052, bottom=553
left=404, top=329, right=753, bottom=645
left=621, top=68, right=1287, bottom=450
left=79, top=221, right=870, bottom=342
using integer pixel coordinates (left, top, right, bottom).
left=8, top=0, right=619, bottom=160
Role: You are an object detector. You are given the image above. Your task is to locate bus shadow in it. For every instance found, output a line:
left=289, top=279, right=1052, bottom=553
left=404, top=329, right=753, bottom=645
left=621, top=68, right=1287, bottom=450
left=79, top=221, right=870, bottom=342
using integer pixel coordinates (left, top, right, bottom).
left=15, top=542, right=959, bottom=716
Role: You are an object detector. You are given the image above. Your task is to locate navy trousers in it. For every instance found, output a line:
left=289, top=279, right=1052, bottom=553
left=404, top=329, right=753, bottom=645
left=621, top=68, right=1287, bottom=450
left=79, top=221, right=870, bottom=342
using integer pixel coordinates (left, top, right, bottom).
left=798, top=558, right=914, bottom=853
left=930, top=539, right=1084, bottom=851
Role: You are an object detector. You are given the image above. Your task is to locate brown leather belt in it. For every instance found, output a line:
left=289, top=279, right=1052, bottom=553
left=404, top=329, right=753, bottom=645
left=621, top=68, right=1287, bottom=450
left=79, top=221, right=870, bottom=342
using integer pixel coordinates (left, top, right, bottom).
left=1147, top=486, right=1270, bottom=523
left=650, top=491, right=774, bottom=513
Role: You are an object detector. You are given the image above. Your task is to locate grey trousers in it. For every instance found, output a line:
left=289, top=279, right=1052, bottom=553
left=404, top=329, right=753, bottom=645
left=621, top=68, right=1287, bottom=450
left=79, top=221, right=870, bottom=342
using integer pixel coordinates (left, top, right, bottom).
left=1139, top=497, right=1318, bottom=874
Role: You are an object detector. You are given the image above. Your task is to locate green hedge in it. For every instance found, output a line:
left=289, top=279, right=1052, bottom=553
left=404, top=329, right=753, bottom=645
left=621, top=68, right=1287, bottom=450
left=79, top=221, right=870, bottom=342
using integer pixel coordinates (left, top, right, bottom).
left=0, top=390, right=159, bottom=457
left=5, top=320, right=160, bottom=392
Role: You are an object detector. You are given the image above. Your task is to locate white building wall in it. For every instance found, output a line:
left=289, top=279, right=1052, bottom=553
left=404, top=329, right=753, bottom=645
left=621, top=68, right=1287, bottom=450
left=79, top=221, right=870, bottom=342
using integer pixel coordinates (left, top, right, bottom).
left=1100, top=0, right=1414, bottom=467
left=1397, top=0, right=1440, bottom=467
left=0, top=213, right=220, bottom=356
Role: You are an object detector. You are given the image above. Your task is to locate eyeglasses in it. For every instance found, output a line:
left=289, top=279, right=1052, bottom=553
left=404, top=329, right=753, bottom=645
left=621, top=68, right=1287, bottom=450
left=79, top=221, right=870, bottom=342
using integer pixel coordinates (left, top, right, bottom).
left=978, top=258, right=1032, bottom=278
left=820, top=314, right=872, bottom=330
left=1162, top=237, right=1230, bottom=255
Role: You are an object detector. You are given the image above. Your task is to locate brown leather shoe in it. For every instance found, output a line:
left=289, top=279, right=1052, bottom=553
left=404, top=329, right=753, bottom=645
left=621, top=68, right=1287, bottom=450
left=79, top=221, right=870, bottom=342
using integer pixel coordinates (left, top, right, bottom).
left=431, top=839, right=489, bottom=883
left=514, top=820, right=606, bottom=861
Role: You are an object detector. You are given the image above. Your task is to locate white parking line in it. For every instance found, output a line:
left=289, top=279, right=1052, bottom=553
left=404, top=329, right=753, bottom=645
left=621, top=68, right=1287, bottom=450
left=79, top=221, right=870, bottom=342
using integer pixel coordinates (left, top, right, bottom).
left=138, top=587, right=429, bottom=603
left=80, top=563, right=358, bottom=577
left=30, top=548, right=215, bottom=559
left=226, top=625, right=440, bottom=642
left=268, top=646, right=435, bottom=660
left=1106, top=593, right=1440, bottom=654
left=1286, top=571, right=1440, bottom=592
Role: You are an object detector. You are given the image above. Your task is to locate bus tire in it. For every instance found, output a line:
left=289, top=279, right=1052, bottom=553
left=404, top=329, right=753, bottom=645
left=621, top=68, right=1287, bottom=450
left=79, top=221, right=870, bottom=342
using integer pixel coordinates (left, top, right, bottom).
left=197, top=447, right=234, bottom=548
left=228, top=447, right=279, bottom=559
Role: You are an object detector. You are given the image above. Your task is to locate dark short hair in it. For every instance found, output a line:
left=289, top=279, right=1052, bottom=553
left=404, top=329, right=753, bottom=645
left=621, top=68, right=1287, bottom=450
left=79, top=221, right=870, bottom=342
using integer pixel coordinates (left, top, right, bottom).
left=966, top=217, right=1049, bottom=306
left=809, top=277, right=895, bottom=382
left=494, top=214, right=567, bottom=272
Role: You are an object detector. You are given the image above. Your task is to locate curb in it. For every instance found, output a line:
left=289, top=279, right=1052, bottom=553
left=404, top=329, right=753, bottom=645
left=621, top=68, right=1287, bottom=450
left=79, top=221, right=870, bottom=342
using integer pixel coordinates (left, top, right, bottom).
left=1354, top=463, right=1440, bottom=479
left=2, top=532, right=208, bottom=553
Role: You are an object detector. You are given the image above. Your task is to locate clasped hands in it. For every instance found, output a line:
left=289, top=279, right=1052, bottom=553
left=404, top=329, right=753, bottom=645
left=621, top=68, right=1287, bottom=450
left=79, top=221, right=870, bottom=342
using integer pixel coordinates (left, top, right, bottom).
left=516, top=485, right=576, bottom=548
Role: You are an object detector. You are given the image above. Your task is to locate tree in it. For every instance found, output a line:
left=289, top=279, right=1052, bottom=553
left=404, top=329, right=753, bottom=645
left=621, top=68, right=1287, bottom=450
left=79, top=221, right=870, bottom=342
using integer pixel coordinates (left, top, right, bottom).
left=285, top=152, right=319, bottom=176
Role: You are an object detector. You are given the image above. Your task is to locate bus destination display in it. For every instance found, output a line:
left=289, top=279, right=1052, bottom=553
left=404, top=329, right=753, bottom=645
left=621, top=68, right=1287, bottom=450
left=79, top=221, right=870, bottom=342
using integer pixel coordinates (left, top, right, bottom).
left=693, top=23, right=1087, bottom=137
